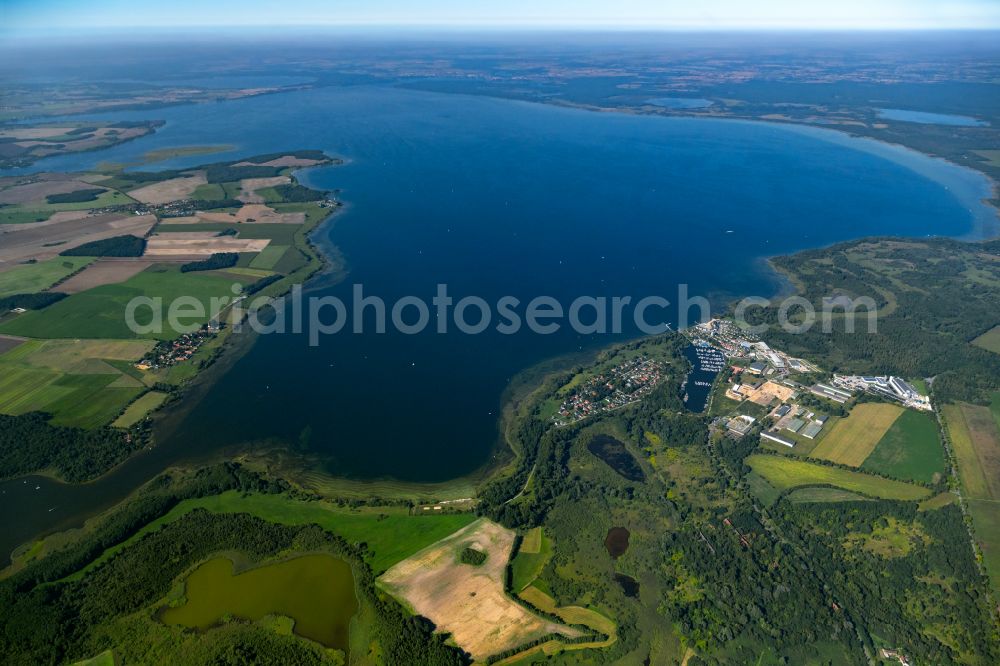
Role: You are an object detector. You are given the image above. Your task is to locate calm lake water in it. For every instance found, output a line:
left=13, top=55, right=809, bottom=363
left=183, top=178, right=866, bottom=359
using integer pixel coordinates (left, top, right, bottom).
left=877, top=108, right=990, bottom=127
left=160, top=554, right=357, bottom=649
left=646, top=97, right=714, bottom=109
left=1, top=86, right=995, bottom=558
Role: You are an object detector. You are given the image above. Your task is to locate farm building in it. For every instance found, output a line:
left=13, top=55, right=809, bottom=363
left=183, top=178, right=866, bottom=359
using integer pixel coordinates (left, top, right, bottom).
left=761, top=430, right=795, bottom=448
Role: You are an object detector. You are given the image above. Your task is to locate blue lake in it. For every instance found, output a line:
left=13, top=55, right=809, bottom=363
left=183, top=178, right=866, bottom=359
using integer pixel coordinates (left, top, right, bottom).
left=646, top=97, right=714, bottom=109
left=877, top=108, right=990, bottom=127
left=0, top=86, right=995, bottom=557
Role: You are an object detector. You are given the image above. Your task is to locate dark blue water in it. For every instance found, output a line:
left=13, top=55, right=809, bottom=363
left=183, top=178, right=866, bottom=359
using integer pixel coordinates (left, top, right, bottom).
left=1, top=85, right=994, bottom=557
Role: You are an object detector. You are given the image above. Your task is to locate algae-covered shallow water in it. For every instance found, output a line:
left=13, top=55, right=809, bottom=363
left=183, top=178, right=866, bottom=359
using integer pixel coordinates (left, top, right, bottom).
left=160, top=554, right=357, bottom=649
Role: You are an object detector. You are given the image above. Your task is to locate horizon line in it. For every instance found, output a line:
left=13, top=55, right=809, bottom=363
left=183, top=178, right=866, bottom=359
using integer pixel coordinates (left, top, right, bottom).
left=5, top=24, right=1000, bottom=36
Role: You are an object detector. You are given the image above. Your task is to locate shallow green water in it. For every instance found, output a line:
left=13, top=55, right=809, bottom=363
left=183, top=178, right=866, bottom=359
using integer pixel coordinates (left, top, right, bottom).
left=161, top=554, right=358, bottom=649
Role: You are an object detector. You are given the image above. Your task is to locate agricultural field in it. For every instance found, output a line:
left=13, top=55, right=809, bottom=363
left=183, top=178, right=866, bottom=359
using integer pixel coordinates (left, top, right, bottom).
left=0, top=212, right=156, bottom=265
left=0, top=257, right=94, bottom=298
left=0, top=265, right=237, bottom=340
left=70, top=490, right=476, bottom=578
left=809, top=403, right=903, bottom=467
left=746, top=455, right=931, bottom=500
left=972, top=325, right=1000, bottom=355
left=248, top=244, right=289, bottom=270
left=510, top=527, right=554, bottom=592
left=0, top=187, right=136, bottom=225
left=0, top=338, right=153, bottom=428
left=379, top=518, right=578, bottom=661
left=917, top=492, right=958, bottom=512
left=861, top=409, right=945, bottom=483
left=943, top=397, right=1000, bottom=594
left=112, top=390, right=167, bottom=428
left=56, top=260, right=155, bottom=294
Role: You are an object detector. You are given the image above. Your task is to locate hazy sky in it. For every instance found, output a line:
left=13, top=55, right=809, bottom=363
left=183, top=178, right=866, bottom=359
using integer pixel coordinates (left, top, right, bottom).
left=4, top=0, right=1000, bottom=31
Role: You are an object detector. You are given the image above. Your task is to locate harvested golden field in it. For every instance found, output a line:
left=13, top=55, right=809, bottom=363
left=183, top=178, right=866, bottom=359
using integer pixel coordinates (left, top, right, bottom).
left=810, top=403, right=903, bottom=467
left=144, top=234, right=270, bottom=256
left=379, top=518, right=578, bottom=661
left=127, top=173, right=206, bottom=205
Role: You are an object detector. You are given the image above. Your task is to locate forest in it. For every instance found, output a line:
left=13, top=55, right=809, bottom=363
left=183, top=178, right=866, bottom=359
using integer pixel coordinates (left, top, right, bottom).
left=0, top=463, right=470, bottom=665
left=742, top=237, right=1000, bottom=404
left=59, top=234, right=146, bottom=257
left=0, top=412, right=144, bottom=482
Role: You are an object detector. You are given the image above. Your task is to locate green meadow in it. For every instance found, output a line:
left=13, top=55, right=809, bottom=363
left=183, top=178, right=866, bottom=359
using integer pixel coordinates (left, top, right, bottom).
left=510, top=527, right=554, bottom=592
left=746, top=455, right=931, bottom=501
left=0, top=265, right=237, bottom=340
left=0, top=257, right=94, bottom=298
left=0, top=338, right=152, bottom=428
left=112, top=390, right=167, bottom=427
left=861, top=409, right=945, bottom=483
left=70, top=491, right=477, bottom=578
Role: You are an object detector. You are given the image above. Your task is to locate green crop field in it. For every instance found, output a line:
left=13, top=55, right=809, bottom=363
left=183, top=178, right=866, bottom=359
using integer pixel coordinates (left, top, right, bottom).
left=1, top=338, right=152, bottom=370
left=0, top=366, right=141, bottom=428
left=746, top=455, right=931, bottom=500
left=0, top=257, right=94, bottom=298
left=510, top=528, right=553, bottom=591
left=0, top=265, right=237, bottom=340
left=0, top=337, right=154, bottom=428
left=249, top=244, right=289, bottom=270
left=112, top=391, right=167, bottom=427
left=972, top=326, right=1000, bottom=355
left=862, top=409, right=945, bottom=483
left=69, top=491, right=477, bottom=579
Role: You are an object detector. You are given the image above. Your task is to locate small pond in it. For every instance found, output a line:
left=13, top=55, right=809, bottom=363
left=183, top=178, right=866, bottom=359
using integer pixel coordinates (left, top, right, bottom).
left=604, top=526, right=631, bottom=559
left=160, top=554, right=358, bottom=650
left=614, top=573, right=640, bottom=598
left=587, top=435, right=645, bottom=482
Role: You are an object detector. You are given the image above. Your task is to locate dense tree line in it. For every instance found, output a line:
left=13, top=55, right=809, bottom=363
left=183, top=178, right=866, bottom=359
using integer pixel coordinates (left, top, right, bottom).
left=0, top=412, right=143, bottom=482
left=0, top=292, right=66, bottom=311
left=272, top=183, right=324, bottom=202
left=245, top=273, right=284, bottom=295
left=181, top=252, right=239, bottom=272
left=60, top=234, right=146, bottom=257
left=45, top=188, right=105, bottom=204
